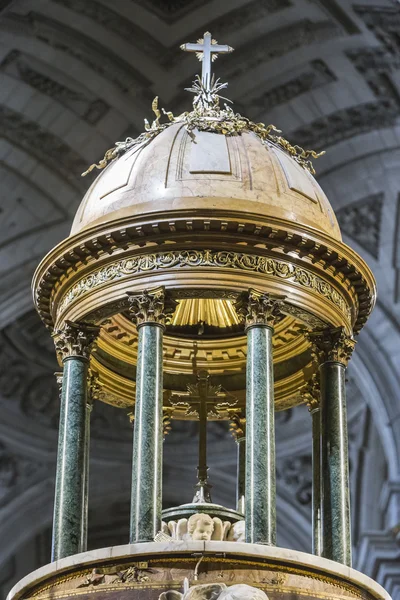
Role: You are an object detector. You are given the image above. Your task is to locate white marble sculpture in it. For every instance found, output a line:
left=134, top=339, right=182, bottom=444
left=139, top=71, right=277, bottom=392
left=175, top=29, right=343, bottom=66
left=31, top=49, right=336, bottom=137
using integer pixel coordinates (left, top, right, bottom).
left=159, top=514, right=244, bottom=542
left=159, top=581, right=269, bottom=600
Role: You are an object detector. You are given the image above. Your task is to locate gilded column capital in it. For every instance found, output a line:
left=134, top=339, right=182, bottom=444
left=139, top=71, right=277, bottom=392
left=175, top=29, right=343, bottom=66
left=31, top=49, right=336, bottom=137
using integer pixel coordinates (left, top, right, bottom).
left=52, top=321, right=100, bottom=363
left=307, top=326, right=356, bottom=367
left=126, top=286, right=177, bottom=329
left=229, top=412, right=246, bottom=442
left=234, top=288, right=285, bottom=330
left=301, top=373, right=321, bottom=412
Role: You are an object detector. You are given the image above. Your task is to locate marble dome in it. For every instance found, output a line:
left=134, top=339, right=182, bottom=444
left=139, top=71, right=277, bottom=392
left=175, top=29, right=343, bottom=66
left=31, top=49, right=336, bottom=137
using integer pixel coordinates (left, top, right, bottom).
left=71, top=121, right=341, bottom=241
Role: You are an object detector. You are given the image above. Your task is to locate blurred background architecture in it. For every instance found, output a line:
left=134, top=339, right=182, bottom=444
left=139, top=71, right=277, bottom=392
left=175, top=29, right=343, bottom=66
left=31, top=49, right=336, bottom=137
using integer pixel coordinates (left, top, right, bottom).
left=0, top=0, right=399, bottom=597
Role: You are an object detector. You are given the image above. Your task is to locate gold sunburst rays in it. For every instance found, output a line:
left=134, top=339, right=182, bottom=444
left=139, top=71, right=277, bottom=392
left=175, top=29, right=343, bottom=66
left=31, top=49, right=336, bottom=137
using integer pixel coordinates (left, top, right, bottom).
left=170, top=299, right=240, bottom=329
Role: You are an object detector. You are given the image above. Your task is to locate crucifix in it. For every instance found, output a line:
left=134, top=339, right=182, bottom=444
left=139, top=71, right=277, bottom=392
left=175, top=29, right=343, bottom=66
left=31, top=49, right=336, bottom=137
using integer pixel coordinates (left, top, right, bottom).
left=171, top=370, right=233, bottom=503
left=180, top=31, right=234, bottom=91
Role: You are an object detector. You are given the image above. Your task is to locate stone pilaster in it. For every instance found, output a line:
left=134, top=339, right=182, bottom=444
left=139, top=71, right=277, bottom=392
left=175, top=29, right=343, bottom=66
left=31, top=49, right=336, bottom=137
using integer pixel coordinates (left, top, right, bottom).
left=127, top=287, right=176, bottom=543
left=235, top=289, right=284, bottom=546
left=51, top=321, right=100, bottom=561
left=307, top=327, right=355, bottom=567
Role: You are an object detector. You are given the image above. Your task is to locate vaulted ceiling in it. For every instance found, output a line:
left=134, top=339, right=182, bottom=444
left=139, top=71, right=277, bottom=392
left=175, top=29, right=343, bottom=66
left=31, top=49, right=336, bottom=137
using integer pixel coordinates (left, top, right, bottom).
left=0, top=1, right=400, bottom=598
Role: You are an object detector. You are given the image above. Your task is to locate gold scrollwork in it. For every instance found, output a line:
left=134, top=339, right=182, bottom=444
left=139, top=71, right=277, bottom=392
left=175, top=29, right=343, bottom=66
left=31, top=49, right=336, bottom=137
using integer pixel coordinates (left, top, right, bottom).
left=58, top=250, right=348, bottom=318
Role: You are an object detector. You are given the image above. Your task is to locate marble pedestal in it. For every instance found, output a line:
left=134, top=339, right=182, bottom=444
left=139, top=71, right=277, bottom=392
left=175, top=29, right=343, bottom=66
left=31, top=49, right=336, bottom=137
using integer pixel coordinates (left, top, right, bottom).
left=7, top=542, right=391, bottom=600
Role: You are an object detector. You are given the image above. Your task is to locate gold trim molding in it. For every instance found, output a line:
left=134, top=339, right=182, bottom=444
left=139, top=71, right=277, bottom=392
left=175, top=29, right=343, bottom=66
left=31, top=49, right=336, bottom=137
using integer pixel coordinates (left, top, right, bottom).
left=57, top=250, right=349, bottom=318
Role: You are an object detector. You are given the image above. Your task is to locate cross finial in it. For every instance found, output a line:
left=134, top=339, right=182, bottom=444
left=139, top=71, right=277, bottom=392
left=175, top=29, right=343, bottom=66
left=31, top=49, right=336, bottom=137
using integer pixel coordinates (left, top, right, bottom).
left=180, top=31, right=234, bottom=91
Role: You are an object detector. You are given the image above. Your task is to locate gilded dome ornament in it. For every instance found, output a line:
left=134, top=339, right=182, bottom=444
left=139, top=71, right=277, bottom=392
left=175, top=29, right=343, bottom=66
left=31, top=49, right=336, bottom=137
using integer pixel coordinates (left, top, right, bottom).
left=81, top=32, right=324, bottom=178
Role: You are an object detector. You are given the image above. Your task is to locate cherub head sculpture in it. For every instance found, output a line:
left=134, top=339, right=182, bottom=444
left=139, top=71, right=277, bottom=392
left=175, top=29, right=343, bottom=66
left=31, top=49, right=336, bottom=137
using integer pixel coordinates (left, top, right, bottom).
left=187, top=513, right=214, bottom=541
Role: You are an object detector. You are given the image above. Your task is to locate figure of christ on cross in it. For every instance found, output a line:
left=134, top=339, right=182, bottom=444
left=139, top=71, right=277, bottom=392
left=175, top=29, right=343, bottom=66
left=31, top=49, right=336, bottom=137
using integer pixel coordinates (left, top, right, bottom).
left=180, top=32, right=234, bottom=92
left=171, top=370, right=227, bottom=503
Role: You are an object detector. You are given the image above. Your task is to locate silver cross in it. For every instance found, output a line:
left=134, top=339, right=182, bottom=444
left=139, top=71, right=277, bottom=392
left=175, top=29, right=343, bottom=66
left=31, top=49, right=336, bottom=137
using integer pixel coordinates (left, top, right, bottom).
left=180, top=31, right=234, bottom=91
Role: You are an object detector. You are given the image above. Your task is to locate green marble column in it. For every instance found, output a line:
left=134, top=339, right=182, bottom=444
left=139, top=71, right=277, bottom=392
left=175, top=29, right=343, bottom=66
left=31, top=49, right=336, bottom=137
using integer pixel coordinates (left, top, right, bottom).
left=236, top=289, right=283, bottom=546
left=52, top=321, right=99, bottom=561
left=246, top=324, right=275, bottom=544
left=309, top=327, right=354, bottom=567
left=127, top=287, right=176, bottom=543
left=130, top=323, right=163, bottom=542
left=311, top=404, right=322, bottom=556
left=320, top=360, right=351, bottom=565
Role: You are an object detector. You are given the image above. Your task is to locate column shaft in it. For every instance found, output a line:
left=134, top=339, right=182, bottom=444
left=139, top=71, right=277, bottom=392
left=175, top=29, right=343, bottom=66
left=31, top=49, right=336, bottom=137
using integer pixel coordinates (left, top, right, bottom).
left=236, top=436, right=246, bottom=514
left=320, top=361, right=352, bottom=566
left=311, top=406, right=322, bottom=556
left=245, top=325, right=276, bottom=545
left=52, top=356, right=88, bottom=561
left=130, top=324, right=163, bottom=542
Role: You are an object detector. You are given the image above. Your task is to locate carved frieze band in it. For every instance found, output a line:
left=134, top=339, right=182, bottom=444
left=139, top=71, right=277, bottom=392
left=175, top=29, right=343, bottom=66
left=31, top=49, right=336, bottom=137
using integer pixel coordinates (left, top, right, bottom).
left=57, top=250, right=349, bottom=317
left=52, top=320, right=100, bottom=362
left=126, top=286, right=177, bottom=328
left=307, top=326, right=356, bottom=367
left=235, top=288, right=285, bottom=329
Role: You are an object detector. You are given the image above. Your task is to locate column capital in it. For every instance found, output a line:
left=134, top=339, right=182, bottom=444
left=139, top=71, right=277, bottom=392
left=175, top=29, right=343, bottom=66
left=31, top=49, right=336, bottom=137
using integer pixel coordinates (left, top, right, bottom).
left=229, top=412, right=246, bottom=442
left=52, top=321, right=100, bottom=363
left=301, top=373, right=321, bottom=412
left=234, top=288, right=285, bottom=330
left=307, top=326, right=356, bottom=367
left=126, top=286, right=177, bottom=329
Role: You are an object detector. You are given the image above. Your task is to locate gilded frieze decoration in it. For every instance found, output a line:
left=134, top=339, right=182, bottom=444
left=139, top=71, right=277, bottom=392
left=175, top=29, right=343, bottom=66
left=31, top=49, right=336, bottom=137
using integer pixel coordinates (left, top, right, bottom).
left=57, top=250, right=348, bottom=318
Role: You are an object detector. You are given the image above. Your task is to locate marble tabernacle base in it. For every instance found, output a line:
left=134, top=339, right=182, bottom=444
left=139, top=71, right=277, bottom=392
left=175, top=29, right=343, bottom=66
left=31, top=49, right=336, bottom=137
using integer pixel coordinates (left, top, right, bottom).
left=7, top=542, right=391, bottom=600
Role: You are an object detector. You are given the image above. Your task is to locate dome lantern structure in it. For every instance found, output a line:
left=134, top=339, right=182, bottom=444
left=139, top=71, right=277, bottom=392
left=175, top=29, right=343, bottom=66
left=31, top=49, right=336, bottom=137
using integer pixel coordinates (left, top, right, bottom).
left=13, top=30, right=390, bottom=600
